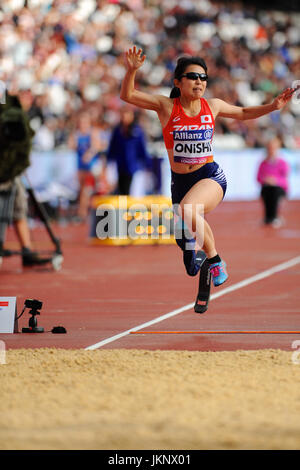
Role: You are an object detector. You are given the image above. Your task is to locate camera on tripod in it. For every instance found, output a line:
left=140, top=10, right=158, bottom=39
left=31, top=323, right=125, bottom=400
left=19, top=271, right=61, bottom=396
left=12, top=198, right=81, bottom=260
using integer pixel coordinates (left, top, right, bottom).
left=24, top=299, right=43, bottom=311
left=21, top=298, right=44, bottom=333
left=18, top=298, right=66, bottom=334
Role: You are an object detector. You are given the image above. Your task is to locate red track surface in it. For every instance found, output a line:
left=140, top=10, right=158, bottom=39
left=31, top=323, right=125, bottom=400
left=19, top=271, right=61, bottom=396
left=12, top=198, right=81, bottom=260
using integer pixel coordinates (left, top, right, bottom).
left=1, top=201, right=300, bottom=351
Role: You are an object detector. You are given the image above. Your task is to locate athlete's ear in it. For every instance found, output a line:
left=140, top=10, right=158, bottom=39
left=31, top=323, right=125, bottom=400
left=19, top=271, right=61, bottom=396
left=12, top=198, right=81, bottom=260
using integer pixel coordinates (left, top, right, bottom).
left=174, top=78, right=180, bottom=88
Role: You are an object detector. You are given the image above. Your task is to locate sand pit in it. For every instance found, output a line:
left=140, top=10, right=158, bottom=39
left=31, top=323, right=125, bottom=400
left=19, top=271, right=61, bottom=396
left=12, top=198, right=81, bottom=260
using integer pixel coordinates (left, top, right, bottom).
left=0, top=348, right=300, bottom=450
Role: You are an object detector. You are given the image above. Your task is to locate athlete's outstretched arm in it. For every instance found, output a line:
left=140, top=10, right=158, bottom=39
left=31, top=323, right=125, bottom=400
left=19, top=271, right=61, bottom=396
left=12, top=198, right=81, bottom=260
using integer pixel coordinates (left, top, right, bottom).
left=210, top=87, right=296, bottom=121
left=120, top=46, right=168, bottom=112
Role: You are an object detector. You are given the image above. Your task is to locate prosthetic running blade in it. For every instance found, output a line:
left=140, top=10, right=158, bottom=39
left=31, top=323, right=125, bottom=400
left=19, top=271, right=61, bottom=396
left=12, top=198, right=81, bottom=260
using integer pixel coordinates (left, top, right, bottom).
left=194, top=251, right=211, bottom=314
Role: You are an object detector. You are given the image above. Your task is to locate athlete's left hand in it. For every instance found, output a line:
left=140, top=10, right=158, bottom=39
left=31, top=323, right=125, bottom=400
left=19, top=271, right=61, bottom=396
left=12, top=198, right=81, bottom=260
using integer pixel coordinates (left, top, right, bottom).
left=272, top=86, right=299, bottom=110
left=125, top=46, right=146, bottom=71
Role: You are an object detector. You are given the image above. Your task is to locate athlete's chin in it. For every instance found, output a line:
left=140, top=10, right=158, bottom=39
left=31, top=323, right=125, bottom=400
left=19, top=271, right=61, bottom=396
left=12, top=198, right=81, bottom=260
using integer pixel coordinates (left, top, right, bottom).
left=191, top=90, right=204, bottom=98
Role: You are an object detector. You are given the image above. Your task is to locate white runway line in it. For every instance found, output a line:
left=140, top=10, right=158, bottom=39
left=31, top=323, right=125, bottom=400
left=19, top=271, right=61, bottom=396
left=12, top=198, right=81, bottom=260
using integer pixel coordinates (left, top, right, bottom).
left=85, top=255, right=300, bottom=350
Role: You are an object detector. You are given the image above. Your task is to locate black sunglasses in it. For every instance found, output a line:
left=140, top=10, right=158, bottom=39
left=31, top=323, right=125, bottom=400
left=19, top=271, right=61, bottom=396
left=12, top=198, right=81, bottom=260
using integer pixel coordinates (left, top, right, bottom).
left=180, top=72, right=208, bottom=81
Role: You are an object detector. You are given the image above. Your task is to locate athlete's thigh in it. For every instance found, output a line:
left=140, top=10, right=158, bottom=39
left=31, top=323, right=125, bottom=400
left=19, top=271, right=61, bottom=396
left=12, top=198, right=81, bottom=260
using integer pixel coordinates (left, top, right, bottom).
left=180, top=178, right=224, bottom=214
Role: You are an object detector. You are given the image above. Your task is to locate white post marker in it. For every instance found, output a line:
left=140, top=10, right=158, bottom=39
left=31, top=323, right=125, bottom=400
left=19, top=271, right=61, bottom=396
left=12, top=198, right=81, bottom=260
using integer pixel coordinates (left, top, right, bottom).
left=0, top=297, right=18, bottom=333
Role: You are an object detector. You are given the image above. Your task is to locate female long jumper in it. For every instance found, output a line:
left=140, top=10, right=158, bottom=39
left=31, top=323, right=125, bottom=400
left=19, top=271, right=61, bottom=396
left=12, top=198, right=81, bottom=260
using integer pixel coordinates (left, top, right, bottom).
left=120, top=46, right=295, bottom=286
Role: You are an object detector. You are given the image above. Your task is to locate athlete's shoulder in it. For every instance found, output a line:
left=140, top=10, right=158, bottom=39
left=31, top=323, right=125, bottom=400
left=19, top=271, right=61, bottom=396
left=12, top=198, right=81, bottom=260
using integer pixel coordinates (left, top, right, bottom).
left=157, top=95, right=174, bottom=107
left=206, top=98, right=221, bottom=110
left=159, top=95, right=173, bottom=103
left=205, top=98, right=227, bottom=119
left=157, top=96, right=175, bottom=124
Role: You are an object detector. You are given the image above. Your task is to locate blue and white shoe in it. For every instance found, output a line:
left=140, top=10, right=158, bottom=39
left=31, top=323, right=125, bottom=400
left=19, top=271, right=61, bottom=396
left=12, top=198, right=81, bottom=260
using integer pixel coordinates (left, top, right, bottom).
left=209, top=260, right=228, bottom=286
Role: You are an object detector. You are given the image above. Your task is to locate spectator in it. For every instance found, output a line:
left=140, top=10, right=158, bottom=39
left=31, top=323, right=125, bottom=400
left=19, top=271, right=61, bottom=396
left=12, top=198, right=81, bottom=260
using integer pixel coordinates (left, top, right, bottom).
left=106, top=105, right=151, bottom=195
left=257, top=136, right=289, bottom=227
left=68, top=113, right=106, bottom=220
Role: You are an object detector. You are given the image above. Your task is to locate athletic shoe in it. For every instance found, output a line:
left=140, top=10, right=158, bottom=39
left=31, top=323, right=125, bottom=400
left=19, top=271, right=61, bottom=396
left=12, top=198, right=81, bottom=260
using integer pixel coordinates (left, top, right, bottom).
left=22, top=248, right=51, bottom=267
left=271, top=217, right=283, bottom=228
left=0, top=248, right=13, bottom=257
left=209, top=260, right=228, bottom=286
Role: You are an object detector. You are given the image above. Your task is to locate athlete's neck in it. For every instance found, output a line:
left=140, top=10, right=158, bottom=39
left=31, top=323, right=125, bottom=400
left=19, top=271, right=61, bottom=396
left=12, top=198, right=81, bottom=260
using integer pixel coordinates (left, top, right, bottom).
left=179, top=97, right=201, bottom=117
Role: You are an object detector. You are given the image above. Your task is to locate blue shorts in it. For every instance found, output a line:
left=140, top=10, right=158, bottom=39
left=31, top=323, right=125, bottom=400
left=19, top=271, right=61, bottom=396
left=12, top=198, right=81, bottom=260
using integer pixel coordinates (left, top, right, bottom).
left=171, top=161, right=227, bottom=205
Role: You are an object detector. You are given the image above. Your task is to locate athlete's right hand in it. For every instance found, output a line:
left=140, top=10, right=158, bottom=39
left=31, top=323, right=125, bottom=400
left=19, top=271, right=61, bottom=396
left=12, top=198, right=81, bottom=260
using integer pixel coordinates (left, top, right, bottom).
left=125, top=46, right=146, bottom=71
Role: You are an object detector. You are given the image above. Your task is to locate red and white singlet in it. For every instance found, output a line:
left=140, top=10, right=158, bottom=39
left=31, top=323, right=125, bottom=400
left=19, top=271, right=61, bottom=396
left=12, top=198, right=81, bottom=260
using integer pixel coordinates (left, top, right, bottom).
left=162, top=97, right=215, bottom=165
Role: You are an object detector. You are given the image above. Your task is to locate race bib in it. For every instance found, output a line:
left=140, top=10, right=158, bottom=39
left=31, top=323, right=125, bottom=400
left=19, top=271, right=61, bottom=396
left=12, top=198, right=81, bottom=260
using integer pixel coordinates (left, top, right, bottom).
left=173, top=128, right=213, bottom=164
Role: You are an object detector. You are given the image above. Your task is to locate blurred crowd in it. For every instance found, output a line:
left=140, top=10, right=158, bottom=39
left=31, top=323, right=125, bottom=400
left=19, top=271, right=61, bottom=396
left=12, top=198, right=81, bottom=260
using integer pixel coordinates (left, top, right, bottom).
left=1, top=0, right=300, bottom=159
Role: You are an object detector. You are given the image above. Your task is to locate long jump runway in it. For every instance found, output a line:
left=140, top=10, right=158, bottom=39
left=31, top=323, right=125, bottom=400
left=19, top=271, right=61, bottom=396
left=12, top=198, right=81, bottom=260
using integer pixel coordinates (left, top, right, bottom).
left=1, top=201, right=300, bottom=352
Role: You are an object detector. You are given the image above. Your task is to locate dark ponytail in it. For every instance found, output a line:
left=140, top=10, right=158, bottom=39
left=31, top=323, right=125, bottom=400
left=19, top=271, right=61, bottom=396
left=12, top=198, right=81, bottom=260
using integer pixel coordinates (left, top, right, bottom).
left=170, top=56, right=208, bottom=98
left=170, top=87, right=181, bottom=98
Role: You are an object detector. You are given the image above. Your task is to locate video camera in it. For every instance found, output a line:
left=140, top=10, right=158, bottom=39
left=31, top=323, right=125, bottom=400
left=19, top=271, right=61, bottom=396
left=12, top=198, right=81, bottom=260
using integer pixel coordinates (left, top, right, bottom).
left=24, top=298, right=43, bottom=311
left=21, top=298, right=44, bottom=333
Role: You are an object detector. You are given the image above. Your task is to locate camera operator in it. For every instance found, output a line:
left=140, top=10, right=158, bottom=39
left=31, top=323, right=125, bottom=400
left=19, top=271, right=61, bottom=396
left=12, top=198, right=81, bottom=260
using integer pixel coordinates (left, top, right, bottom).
left=0, top=177, right=48, bottom=266
left=0, top=92, right=48, bottom=266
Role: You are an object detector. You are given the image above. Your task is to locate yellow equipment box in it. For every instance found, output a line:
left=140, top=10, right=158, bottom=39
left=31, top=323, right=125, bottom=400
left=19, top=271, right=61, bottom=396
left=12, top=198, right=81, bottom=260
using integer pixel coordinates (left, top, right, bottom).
left=89, top=195, right=176, bottom=246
